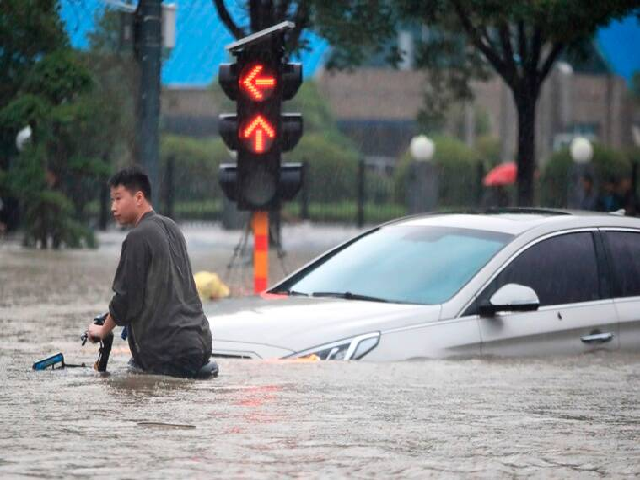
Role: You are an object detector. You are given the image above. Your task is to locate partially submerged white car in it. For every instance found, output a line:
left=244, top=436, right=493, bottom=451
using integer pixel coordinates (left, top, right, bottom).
left=204, top=210, right=640, bottom=361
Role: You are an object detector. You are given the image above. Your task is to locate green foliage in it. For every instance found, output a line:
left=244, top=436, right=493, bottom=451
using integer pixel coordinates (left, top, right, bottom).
left=311, top=2, right=400, bottom=70
left=20, top=188, right=95, bottom=249
left=23, top=49, right=93, bottom=104
left=285, top=201, right=405, bottom=224
left=82, top=8, right=137, bottom=168
left=0, top=46, right=104, bottom=248
left=287, top=82, right=340, bottom=135
left=212, top=1, right=400, bottom=67
left=476, top=136, right=502, bottom=167
left=0, top=94, right=50, bottom=131
left=284, top=132, right=360, bottom=202
left=276, top=81, right=361, bottom=202
left=413, top=29, right=493, bottom=130
left=540, top=143, right=631, bottom=207
left=395, top=135, right=481, bottom=207
left=627, top=147, right=640, bottom=166
left=429, top=102, right=493, bottom=139
left=160, top=135, right=229, bottom=202
left=0, top=0, right=68, bottom=108
left=0, top=4, right=144, bottom=247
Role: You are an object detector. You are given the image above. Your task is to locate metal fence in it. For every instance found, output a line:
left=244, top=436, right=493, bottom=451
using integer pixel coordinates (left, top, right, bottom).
left=155, top=157, right=490, bottom=228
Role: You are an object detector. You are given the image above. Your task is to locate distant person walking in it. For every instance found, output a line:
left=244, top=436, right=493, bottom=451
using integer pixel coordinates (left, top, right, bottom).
left=597, top=177, right=621, bottom=212
left=616, top=177, right=639, bottom=216
left=579, top=174, right=598, bottom=211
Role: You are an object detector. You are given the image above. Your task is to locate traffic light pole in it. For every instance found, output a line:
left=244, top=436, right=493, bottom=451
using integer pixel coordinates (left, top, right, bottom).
left=135, top=0, right=162, bottom=207
left=253, top=211, right=269, bottom=293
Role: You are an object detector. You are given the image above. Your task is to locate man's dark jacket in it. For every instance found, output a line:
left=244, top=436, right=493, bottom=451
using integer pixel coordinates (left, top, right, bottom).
left=109, top=211, right=212, bottom=372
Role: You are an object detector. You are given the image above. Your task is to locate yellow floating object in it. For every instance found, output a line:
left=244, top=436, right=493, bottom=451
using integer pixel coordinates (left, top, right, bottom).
left=194, top=271, right=230, bottom=301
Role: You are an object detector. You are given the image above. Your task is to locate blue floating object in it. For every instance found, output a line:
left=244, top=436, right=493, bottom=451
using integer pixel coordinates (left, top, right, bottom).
left=32, top=353, right=65, bottom=371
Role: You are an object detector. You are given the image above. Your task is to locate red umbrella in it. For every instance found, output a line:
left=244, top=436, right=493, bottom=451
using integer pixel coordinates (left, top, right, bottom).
left=483, top=162, right=517, bottom=187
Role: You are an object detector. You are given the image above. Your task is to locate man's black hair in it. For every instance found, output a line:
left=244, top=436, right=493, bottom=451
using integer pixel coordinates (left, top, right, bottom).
left=108, top=166, right=152, bottom=201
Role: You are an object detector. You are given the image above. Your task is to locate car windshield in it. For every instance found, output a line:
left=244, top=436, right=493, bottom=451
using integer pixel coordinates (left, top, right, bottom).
left=275, top=226, right=513, bottom=305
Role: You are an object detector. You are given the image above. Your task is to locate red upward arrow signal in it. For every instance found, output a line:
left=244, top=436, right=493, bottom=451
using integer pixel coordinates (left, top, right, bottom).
left=241, top=64, right=276, bottom=101
left=242, top=115, right=275, bottom=153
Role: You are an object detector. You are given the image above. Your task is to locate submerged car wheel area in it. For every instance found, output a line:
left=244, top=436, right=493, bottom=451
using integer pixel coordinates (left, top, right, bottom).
left=206, top=210, right=640, bottom=361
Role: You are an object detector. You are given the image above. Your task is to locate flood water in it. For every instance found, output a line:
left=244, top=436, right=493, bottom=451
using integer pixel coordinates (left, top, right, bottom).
left=2, top=227, right=640, bottom=478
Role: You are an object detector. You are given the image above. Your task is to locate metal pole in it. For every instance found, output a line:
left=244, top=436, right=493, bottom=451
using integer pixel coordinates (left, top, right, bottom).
left=300, top=161, right=309, bottom=220
left=164, top=154, right=175, bottom=219
left=135, top=0, right=162, bottom=208
left=99, top=180, right=109, bottom=231
left=476, top=161, right=485, bottom=208
left=253, top=212, right=269, bottom=293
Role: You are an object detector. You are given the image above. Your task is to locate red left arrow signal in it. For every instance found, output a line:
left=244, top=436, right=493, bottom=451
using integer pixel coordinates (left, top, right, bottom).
left=240, top=64, right=276, bottom=101
left=242, top=115, right=276, bottom=153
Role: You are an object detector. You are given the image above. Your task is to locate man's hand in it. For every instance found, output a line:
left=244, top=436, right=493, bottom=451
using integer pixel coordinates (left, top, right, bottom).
left=87, top=322, right=104, bottom=343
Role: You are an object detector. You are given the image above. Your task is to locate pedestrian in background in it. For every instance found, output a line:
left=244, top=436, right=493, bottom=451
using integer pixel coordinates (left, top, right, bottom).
left=597, top=176, right=621, bottom=212
left=579, top=174, right=598, bottom=211
left=616, top=177, right=639, bottom=216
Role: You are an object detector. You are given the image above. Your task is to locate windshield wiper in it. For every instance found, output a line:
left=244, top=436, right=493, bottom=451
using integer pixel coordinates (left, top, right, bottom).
left=270, top=289, right=309, bottom=297
left=311, top=291, right=390, bottom=303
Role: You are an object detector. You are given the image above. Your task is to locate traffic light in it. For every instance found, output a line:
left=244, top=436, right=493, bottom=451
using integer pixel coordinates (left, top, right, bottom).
left=217, top=22, right=304, bottom=211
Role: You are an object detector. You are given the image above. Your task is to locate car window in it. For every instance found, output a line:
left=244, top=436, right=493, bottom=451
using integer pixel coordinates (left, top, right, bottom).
left=604, top=231, right=640, bottom=298
left=274, top=226, right=513, bottom=305
left=475, top=232, right=601, bottom=309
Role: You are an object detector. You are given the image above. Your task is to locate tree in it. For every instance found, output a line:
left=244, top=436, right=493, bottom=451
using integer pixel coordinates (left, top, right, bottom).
left=211, top=1, right=398, bottom=62
left=84, top=8, right=139, bottom=228
left=0, top=48, right=108, bottom=248
left=0, top=0, right=68, bottom=113
left=0, top=0, right=69, bottom=230
left=397, top=1, right=638, bottom=206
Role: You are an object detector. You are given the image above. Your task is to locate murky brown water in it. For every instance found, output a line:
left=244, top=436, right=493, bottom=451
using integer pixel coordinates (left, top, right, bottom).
left=2, top=229, right=640, bottom=478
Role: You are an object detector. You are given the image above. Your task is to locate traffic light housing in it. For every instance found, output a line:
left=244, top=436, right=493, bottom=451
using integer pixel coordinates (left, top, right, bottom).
left=217, top=22, right=304, bottom=211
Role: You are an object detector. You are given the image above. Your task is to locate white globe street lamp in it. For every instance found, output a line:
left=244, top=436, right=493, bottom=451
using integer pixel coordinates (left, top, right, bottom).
left=408, top=135, right=437, bottom=213
left=15, top=125, right=32, bottom=152
left=570, top=137, right=593, bottom=164
left=410, top=135, right=435, bottom=162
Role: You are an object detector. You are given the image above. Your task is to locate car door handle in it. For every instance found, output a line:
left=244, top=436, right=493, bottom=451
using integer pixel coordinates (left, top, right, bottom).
left=580, top=332, right=614, bottom=344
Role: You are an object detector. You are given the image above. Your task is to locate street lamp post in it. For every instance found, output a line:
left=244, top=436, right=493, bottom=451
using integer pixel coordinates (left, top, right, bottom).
left=15, top=126, right=32, bottom=152
left=4, top=125, right=33, bottom=232
left=407, top=135, right=437, bottom=213
left=567, top=137, right=594, bottom=210
left=570, top=137, right=594, bottom=165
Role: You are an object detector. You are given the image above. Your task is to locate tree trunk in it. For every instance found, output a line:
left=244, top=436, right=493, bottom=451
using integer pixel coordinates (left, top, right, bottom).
left=514, top=90, right=537, bottom=207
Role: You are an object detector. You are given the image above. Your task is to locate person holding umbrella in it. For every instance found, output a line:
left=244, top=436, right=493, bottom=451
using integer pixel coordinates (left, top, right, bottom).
left=482, top=162, right=516, bottom=207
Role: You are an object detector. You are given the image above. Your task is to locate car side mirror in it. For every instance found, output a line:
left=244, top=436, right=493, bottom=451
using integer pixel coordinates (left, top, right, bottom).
left=478, top=284, right=540, bottom=317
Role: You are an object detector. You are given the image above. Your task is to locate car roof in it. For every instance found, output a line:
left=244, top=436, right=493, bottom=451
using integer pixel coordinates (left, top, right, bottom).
left=385, top=208, right=640, bottom=236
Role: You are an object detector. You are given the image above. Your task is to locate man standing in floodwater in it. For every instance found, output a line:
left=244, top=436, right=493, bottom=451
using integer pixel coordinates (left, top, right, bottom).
left=87, top=166, right=212, bottom=377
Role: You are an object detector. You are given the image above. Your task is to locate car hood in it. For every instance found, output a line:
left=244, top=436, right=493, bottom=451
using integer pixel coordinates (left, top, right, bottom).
left=204, top=296, right=441, bottom=358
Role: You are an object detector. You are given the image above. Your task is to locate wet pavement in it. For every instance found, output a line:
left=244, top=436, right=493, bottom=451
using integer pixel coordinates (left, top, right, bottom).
left=2, top=223, right=640, bottom=478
